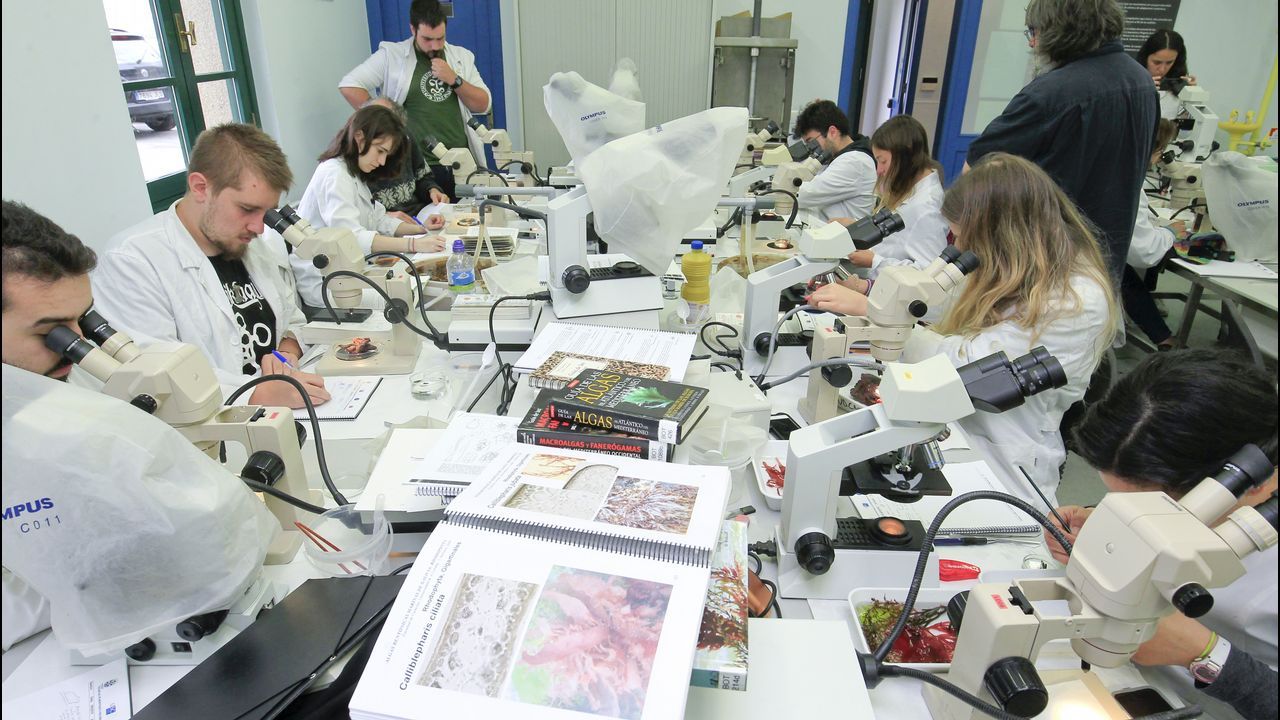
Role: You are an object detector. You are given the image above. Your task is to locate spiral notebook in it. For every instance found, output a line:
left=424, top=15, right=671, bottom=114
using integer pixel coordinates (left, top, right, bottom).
left=514, top=322, right=698, bottom=382
left=349, top=444, right=731, bottom=720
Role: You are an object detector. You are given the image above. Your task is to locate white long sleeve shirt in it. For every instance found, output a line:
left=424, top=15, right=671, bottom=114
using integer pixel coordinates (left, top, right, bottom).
left=1127, top=190, right=1177, bottom=269
left=291, top=158, right=403, bottom=307
left=339, top=40, right=491, bottom=166
left=869, top=171, right=949, bottom=276
left=900, top=273, right=1113, bottom=504
left=797, top=146, right=877, bottom=223
left=91, top=204, right=308, bottom=402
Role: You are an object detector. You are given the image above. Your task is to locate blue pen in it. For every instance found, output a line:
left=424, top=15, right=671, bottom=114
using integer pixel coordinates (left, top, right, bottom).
left=271, top=350, right=295, bottom=368
left=932, top=537, right=989, bottom=546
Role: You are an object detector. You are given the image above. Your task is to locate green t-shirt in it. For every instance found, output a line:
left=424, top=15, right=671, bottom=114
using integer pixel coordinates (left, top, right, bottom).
left=403, top=47, right=468, bottom=163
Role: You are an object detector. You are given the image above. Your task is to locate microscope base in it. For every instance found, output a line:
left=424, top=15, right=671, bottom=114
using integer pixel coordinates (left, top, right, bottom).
left=264, top=528, right=304, bottom=565
left=775, top=524, right=940, bottom=599
left=315, top=343, right=421, bottom=376
left=70, top=577, right=281, bottom=666
left=548, top=276, right=663, bottom=318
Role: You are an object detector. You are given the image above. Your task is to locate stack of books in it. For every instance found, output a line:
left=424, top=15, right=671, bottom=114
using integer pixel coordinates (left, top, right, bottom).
left=519, top=390, right=673, bottom=461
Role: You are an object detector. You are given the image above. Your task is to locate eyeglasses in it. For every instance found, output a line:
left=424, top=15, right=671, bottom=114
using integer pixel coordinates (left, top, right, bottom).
left=1023, top=27, right=1036, bottom=42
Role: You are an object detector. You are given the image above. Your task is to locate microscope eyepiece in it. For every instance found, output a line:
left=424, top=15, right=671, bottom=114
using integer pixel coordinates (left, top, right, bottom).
left=77, top=308, right=116, bottom=346
left=951, top=250, right=981, bottom=275
left=1257, top=491, right=1279, bottom=531
left=763, top=119, right=780, bottom=136
left=1213, top=444, right=1274, bottom=498
left=264, top=208, right=293, bottom=234
left=847, top=210, right=906, bottom=249
left=44, top=326, right=92, bottom=362
left=871, top=208, right=906, bottom=235
left=956, top=346, right=1067, bottom=413
left=467, top=116, right=484, bottom=130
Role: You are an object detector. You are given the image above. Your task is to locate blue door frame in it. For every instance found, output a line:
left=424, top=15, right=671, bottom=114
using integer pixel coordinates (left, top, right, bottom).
left=933, top=0, right=983, bottom=183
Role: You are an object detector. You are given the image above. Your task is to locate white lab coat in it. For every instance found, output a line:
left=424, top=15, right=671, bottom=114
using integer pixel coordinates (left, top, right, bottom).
left=2, top=567, right=50, bottom=651
left=1158, top=90, right=1181, bottom=120
left=90, top=204, right=308, bottom=402
left=900, top=273, right=1113, bottom=504
left=797, top=147, right=877, bottom=223
left=869, top=171, right=949, bottom=275
left=1126, top=190, right=1176, bottom=269
left=291, top=158, right=403, bottom=307
left=339, top=39, right=492, bottom=167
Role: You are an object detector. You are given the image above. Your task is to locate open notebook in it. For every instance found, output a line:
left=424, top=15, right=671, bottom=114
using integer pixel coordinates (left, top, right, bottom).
left=349, top=444, right=731, bottom=720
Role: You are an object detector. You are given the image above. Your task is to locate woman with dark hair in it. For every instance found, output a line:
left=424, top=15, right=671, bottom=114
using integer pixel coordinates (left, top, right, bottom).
left=1136, top=28, right=1197, bottom=118
left=291, top=104, right=447, bottom=307
left=837, top=115, right=948, bottom=291
left=1048, top=349, right=1277, bottom=720
left=1123, top=118, right=1184, bottom=350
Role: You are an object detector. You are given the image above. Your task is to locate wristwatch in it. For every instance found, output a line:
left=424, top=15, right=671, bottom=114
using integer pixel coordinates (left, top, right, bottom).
left=1189, top=633, right=1231, bottom=686
left=450, top=76, right=464, bottom=90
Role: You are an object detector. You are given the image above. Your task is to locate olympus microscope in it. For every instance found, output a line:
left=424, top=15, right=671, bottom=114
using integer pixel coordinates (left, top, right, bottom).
left=467, top=117, right=535, bottom=185
left=767, top=140, right=832, bottom=218
left=421, top=132, right=480, bottom=184
left=741, top=209, right=908, bottom=376
left=45, top=312, right=311, bottom=664
left=267, top=206, right=424, bottom=375
left=923, top=445, right=1279, bottom=719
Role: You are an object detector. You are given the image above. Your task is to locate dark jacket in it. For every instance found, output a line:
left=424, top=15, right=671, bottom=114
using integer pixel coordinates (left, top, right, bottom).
left=967, top=40, right=1160, bottom=284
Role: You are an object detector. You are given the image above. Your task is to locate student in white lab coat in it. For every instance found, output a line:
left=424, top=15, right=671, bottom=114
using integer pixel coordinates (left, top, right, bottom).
left=1046, top=349, right=1277, bottom=720
left=792, top=100, right=877, bottom=223
left=338, top=0, right=492, bottom=197
left=91, top=124, right=329, bottom=408
left=2, top=202, right=276, bottom=653
left=1122, top=119, right=1184, bottom=350
left=808, top=153, right=1117, bottom=503
left=836, top=115, right=948, bottom=292
left=291, top=104, right=446, bottom=308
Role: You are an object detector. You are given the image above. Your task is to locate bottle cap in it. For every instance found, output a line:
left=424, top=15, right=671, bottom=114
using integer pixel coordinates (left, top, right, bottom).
left=690, top=240, right=704, bottom=251
left=452, top=239, right=465, bottom=253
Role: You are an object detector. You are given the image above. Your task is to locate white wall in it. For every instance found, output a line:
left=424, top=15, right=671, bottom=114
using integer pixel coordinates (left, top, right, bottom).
left=1174, top=0, right=1278, bottom=144
left=242, top=0, right=372, bottom=203
left=712, top=0, right=849, bottom=133
left=1, top=2, right=152, bottom=252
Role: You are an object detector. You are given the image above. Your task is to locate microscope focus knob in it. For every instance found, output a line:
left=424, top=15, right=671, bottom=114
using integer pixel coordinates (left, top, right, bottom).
left=795, top=532, right=835, bottom=575
left=124, top=638, right=157, bottom=662
left=130, top=394, right=159, bottom=415
left=908, top=300, right=928, bottom=318
left=562, top=265, right=591, bottom=294
left=312, top=254, right=330, bottom=270
left=822, top=364, right=853, bottom=388
left=946, top=591, right=969, bottom=632
left=1173, top=583, right=1214, bottom=618
left=984, top=656, right=1048, bottom=718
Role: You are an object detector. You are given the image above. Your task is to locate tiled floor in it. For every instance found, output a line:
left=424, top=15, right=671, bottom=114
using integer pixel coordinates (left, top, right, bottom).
left=1055, top=270, right=1250, bottom=507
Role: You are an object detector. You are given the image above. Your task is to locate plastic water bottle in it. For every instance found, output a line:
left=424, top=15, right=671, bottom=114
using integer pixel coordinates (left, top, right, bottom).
left=446, top=239, right=475, bottom=293
left=679, top=240, right=712, bottom=327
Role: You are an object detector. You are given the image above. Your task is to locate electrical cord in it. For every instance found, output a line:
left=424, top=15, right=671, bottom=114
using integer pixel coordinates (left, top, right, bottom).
left=466, top=291, right=552, bottom=416
left=717, top=207, right=744, bottom=239
left=759, top=577, right=783, bottom=618
left=699, top=321, right=742, bottom=369
left=758, top=356, right=886, bottom=391
left=873, top=491, right=1073, bottom=665
left=853, top=491, right=1079, bottom=720
left=754, top=304, right=813, bottom=385
left=747, top=551, right=764, bottom=576
left=756, top=188, right=800, bottom=228
left=225, top=373, right=348, bottom=507
left=1169, top=200, right=1203, bottom=220
left=241, top=477, right=327, bottom=515
left=390, top=562, right=414, bottom=576
left=320, top=271, right=442, bottom=348
left=362, top=251, right=447, bottom=348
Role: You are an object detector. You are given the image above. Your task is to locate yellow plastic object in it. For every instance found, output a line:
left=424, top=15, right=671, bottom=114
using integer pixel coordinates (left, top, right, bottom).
left=680, top=242, right=712, bottom=304
left=1220, top=110, right=1264, bottom=154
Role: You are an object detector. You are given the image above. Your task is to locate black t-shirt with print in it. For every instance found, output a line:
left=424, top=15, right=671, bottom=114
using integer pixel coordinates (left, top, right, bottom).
left=208, top=254, right=278, bottom=375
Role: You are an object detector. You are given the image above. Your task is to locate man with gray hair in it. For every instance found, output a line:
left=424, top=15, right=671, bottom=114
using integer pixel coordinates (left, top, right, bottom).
left=966, top=0, right=1159, bottom=284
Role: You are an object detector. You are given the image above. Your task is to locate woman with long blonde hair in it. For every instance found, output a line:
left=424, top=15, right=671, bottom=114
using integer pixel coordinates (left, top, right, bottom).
left=810, top=153, right=1116, bottom=501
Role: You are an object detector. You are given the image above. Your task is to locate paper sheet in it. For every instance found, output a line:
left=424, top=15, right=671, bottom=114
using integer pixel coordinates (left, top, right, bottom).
left=408, top=412, right=521, bottom=484
left=2, top=658, right=131, bottom=719
left=514, top=321, right=698, bottom=381
left=304, top=376, right=382, bottom=421
left=1173, top=258, right=1279, bottom=279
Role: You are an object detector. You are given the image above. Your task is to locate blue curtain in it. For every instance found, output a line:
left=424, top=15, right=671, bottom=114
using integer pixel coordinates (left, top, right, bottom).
left=364, top=0, right=506, bottom=129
